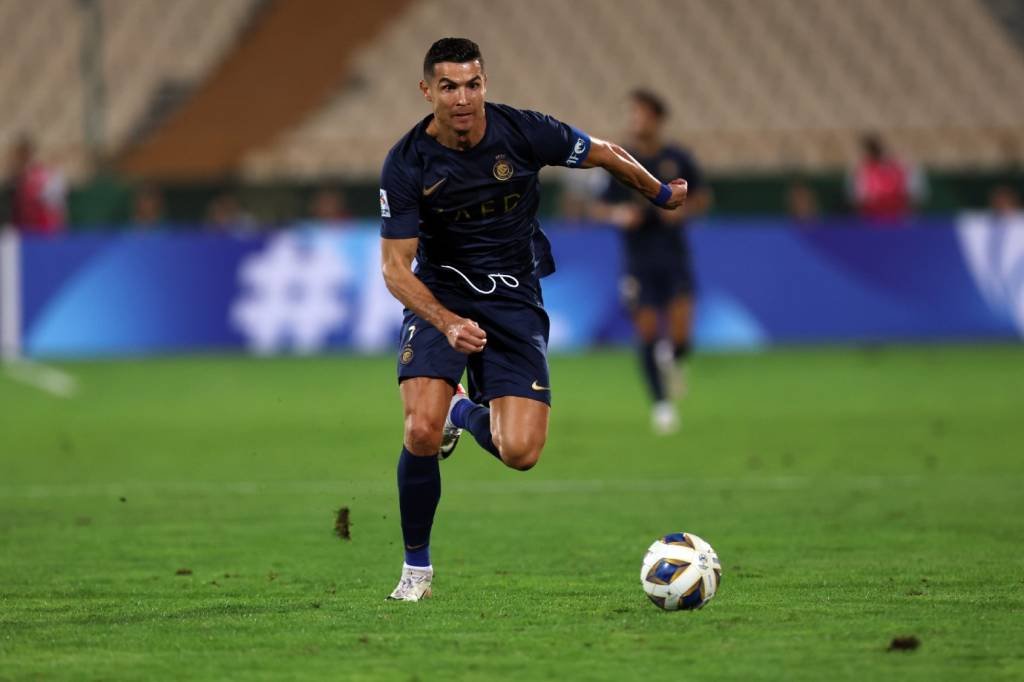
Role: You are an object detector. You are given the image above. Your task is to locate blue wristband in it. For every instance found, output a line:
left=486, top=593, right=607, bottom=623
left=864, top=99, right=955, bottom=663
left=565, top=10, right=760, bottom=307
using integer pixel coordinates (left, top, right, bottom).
left=652, top=183, right=672, bottom=207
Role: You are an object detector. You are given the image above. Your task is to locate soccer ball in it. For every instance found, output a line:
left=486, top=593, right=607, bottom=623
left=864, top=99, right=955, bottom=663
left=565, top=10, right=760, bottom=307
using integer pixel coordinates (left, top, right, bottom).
left=641, top=532, right=721, bottom=611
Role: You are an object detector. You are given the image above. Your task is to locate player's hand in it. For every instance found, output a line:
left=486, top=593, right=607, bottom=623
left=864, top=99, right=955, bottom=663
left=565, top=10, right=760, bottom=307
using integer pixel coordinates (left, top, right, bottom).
left=662, top=178, right=688, bottom=210
left=445, top=317, right=487, bottom=354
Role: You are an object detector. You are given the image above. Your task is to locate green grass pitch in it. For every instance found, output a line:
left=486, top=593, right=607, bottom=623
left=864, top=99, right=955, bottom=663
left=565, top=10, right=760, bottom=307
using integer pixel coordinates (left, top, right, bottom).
left=1, top=346, right=1022, bottom=681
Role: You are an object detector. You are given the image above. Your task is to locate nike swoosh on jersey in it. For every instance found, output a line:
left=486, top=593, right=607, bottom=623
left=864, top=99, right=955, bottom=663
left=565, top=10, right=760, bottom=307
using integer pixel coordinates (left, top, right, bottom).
left=422, top=177, right=447, bottom=196
left=531, top=380, right=550, bottom=391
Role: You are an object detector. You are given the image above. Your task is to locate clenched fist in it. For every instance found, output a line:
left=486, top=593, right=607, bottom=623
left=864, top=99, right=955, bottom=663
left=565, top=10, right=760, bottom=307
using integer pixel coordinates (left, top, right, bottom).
left=445, top=317, right=487, bottom=354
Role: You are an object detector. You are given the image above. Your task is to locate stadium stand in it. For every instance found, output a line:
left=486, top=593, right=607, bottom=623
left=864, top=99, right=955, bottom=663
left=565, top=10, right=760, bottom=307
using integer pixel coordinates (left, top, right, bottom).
left=119, top=0, right=413, bottom=180
left=0, top=0, right=258, bottom=182
left=3, top=0, right=1023, bottom=187
left=240, top=0, right=1024, bottom=178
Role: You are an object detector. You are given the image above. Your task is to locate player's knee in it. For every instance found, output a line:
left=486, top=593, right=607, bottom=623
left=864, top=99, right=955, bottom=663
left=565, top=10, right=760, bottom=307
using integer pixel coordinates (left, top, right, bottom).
left=404, top=415, right=443, bottom=455
left=499, top=437, right=545, bottom=471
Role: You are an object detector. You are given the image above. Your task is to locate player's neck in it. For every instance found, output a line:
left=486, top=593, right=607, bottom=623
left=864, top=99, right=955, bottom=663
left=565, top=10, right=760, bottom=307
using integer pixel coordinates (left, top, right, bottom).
left=428, top=113, right=487, bottom=151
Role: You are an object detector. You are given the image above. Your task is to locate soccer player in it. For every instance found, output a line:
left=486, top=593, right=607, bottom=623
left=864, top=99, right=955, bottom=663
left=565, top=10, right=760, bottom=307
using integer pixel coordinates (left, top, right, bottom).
left=592, top=90, right=710, bottom=435
left=379, top=38, right=687, bottom=601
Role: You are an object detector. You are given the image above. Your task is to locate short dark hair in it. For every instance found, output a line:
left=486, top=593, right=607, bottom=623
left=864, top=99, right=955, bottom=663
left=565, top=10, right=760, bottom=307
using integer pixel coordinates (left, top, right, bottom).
left=861, top=133, right=885, bottom=160
left=423, top=37, right=484, bottom=79
left=630, top=89, right=668, bottom=120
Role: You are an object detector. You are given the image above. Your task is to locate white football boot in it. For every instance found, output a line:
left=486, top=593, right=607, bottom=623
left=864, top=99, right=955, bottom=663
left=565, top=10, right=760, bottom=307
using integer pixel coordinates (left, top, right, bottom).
left=387, top=563, right=434, bottom=602
left=651, top=400, right=680, bottom=435
left=439, top=383, right=468, bottom=460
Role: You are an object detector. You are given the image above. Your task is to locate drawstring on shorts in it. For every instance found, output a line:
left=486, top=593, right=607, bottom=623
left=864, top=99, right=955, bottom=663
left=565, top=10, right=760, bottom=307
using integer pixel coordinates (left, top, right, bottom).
left=441, top=264, right=520, bottom=295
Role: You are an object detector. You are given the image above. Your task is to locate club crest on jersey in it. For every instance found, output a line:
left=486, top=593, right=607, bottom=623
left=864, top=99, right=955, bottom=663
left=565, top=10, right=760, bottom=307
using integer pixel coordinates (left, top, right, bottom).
left=492, top=154, right=514, bottom=181
left=400, top=345, right=414, bottom=364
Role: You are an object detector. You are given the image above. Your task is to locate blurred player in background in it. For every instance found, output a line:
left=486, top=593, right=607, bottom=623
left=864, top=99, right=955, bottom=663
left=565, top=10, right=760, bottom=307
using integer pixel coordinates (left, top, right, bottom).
left=593, top=90, right=710, bottom=434
left=379, top=39, right=687, bottom=601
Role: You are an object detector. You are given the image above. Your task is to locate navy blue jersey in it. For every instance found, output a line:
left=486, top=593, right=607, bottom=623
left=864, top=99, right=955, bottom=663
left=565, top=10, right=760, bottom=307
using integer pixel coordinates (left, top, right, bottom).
left=380, top=102, right=591, bottom=277
left=601, top=144, right=703, bottom=270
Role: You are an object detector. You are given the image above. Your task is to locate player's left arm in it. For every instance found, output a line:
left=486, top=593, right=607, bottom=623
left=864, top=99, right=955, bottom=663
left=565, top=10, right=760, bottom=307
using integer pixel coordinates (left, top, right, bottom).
left=582, top=138, right=687, bottom=210
left=521, top=109, right=683, bottom=209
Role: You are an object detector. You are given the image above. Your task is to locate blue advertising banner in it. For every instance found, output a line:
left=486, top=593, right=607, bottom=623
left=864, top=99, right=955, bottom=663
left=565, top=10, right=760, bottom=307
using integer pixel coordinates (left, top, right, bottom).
left=12, top=217, right=1024, bottom=359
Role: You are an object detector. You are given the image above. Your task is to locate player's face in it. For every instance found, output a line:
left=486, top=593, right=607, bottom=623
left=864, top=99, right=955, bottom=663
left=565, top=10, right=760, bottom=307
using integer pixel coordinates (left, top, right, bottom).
left=420, top=61, right=487, bottom=134
left=628, top=101, right=661, bottom=140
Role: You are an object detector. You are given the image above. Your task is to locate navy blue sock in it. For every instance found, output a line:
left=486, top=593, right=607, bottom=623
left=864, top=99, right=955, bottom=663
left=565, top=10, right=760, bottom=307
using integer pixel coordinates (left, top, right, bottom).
left=640, top=342, right=667, bottom=402
left=674, top=341, right=691, bottom=361
left=396, top=447, right=440, bottom=567
left=450, top=398, right=501, bottom=460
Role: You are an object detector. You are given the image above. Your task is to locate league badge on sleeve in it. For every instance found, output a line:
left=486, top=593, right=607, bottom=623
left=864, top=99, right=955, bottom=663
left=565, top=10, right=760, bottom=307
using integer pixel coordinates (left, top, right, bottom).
left=379, top=189, right=391, bottom=218
left=566, top=133, right=591, bottom=167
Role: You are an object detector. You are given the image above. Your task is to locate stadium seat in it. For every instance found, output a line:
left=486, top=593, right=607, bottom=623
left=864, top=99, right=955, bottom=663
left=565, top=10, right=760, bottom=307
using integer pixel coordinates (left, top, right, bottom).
left=2, top=0, right=1022, bottom=181
left=239, top=0, right=1024, bottom=177
left=0, top=0, right=258, bottom=182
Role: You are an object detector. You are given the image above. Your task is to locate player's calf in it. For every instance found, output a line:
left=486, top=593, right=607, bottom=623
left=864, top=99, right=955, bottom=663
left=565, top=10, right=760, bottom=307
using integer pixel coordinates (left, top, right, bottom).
left=439, top=384, right=467, bottom=459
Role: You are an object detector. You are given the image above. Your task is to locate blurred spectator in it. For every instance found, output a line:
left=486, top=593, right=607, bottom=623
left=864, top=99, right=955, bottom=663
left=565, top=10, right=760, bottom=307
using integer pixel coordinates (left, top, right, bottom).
left=847, top=134, right=926, bottom=221
left=8, top=136, right=66, bottom=234
left=205, top=192, right=256, bottom=232
left=988, top=184, right=1020, bottom=218
left=132, top=185, right=166, bottom=229
left=786, top=181, right=820, bottom=224
left=309, top=188, right=352, bottom=223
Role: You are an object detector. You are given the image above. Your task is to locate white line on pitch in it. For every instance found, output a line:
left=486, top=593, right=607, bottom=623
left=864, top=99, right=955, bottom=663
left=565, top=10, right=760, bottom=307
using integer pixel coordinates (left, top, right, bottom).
left=2, top=360, right=78, bottom=398
left=0, top=475, right=995, bottom=500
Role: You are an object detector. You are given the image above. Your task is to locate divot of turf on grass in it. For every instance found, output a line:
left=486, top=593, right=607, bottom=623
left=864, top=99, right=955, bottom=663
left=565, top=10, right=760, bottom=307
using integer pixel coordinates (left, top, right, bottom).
left=887, top=635, right=921, bottom=651
left=334, top=506, right=352, bottom=540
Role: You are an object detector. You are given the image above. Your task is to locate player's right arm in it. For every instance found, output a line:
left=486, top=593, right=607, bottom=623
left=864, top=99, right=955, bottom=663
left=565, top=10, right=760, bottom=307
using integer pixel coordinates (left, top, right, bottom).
left=380, top=237, right=486, bottom=354
left=379, top=146, right=486, bottom=354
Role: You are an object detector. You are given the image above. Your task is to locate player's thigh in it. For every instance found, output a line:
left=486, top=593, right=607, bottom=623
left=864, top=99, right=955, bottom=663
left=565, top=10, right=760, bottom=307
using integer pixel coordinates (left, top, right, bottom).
left=666, top=294, right=695, bottom=342
left=623, top=270, right=667, bottom=342
left=490, top=395, right=550, bottom=469
left=632, top=306, right=661, bottom=342
left=395, top=312, right=466, bottom=455
left=465, top=296, right=551, bottom=407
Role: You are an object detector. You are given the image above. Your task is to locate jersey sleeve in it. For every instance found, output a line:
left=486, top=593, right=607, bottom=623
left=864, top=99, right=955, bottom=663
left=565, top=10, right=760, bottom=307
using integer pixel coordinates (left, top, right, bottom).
left=518, top=110, right=591, bottom=168
left=379, top=148, right=421, bottom=238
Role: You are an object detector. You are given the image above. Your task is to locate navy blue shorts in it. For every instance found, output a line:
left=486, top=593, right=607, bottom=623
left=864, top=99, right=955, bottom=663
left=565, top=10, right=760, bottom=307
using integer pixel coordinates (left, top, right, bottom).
left=396, top=266, right=551, bottom=406
left=620, top=256, right=696, bottom=310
